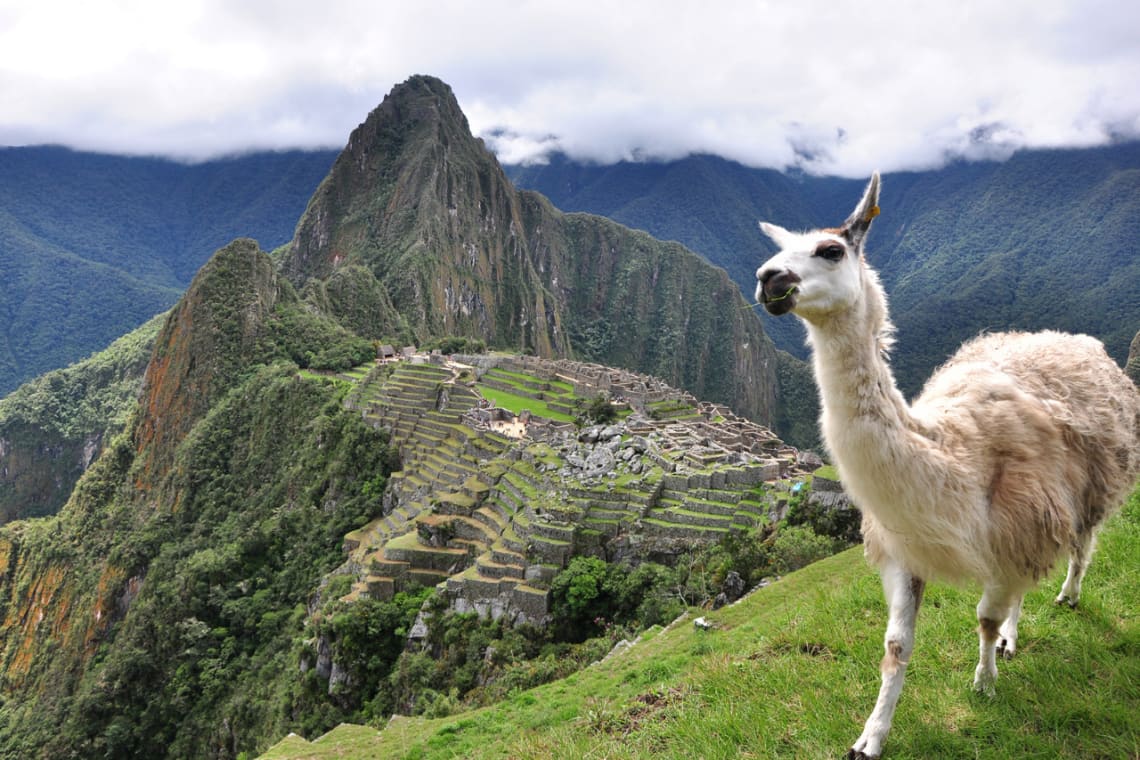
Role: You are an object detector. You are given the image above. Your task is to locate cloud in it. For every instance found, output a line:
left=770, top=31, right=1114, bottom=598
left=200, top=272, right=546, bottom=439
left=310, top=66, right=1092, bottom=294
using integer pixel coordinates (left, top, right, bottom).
left=1, top=0, right=1137, bottom=174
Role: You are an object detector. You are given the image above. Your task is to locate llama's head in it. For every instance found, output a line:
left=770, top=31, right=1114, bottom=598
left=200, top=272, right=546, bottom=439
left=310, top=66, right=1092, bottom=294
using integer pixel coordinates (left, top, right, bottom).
left=755, top=172, right=881, bottom=322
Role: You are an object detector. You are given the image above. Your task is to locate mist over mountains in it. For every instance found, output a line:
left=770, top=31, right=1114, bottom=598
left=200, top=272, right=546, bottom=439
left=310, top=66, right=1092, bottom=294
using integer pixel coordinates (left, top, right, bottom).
left=6, top=131, right=1136, bottom=406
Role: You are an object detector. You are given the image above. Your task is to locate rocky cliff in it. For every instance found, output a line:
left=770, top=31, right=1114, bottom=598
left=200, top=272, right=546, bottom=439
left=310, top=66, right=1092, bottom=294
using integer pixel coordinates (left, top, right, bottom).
left=0, top=316, right=161, bottom=523
left=1128, top=330, right=1140, bottom=385
left=0, top=240, right=402, bottom=757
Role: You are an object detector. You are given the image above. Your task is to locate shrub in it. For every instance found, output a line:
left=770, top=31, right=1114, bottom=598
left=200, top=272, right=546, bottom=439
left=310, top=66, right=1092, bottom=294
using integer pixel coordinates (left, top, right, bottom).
left=769, top=524, right=836, bottom=575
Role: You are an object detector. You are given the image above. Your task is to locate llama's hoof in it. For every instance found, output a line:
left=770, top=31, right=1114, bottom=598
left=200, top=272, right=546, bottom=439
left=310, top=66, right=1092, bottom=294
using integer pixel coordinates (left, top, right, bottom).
left=1054, top=593, right=1079, bottom=609
left=973, top=665, right=997, bottom=696
left=997, top=638, right=1016, bottom=660
left=848, top=734, right=882, bottom=759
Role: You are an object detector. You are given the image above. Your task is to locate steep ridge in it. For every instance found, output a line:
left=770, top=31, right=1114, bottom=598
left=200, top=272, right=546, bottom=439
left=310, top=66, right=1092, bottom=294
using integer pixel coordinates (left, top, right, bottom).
left=133, top=238, right=284, bottom=486
left=280, top=76, right=778, bottom=425
left=0, top=240, right=398, bottom=757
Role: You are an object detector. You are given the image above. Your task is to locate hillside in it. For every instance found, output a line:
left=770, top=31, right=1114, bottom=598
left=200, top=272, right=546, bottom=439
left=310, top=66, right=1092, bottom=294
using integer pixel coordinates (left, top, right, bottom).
left=0, top=239, right=395, bottom=757
left=263, top=488, right=1140, bottom=759
left=509, top=146, right=1140, bottom=396
left=0, top=314, right=162, bottom=523
left=0, top=146, right=337, bottom=394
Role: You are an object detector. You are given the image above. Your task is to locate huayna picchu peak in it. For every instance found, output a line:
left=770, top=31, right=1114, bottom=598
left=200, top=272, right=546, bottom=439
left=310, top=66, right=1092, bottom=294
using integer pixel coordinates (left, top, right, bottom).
left=281, top=75, right=778, bottom=425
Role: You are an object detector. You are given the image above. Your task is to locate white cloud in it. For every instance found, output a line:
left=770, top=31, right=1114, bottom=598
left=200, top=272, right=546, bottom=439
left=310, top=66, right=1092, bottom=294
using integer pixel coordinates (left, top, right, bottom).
left=0, top=0, right=1137, bottom=174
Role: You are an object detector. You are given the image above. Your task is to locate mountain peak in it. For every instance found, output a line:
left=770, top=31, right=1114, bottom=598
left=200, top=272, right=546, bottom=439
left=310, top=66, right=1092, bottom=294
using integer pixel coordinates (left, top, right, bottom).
left=352, top=74, right=471, bottom=142
left=279, top=76, right=777, bottom=423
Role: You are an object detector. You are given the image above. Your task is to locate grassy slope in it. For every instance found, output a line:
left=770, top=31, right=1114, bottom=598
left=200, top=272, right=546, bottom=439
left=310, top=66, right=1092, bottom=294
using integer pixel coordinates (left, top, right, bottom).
left=262, top=488, right=1140, bottom=759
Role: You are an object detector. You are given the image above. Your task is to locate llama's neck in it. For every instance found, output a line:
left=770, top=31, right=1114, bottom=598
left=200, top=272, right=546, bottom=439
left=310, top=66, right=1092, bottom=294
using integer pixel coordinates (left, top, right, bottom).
left=803, top=273, right=924, bottom=471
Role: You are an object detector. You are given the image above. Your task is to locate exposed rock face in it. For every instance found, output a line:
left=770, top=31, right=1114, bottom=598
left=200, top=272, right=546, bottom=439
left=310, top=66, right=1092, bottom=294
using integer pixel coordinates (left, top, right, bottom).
left=1127, top=330, right=1140, bottom=385
left=281, top=75, right=779, bottom=425
left=0, top=316, right=161, bottom=523
left=0, top=432, right=99, bottom=522
left=134, top=238, right=284, bottom=484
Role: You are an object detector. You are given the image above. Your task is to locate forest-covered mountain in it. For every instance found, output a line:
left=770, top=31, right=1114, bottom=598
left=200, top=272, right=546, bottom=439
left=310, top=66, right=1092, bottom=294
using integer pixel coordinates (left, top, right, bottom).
left=0, top=238, right=400, bottom=757
left=0, top=314, right=162, bottom=523
left=0, top=146, right=338, bottom=395
left=508, top=146, right=1140, bottom=396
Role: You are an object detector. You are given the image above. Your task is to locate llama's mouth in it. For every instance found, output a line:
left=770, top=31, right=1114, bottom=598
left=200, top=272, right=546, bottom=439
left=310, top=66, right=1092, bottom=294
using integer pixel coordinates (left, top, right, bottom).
left=762, top=286, right=798, bottom=316
left=756, top=268, right=801, bottom=316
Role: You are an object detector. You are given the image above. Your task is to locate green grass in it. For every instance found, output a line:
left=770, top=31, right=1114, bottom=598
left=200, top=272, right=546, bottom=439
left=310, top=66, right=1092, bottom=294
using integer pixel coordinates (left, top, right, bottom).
left=261, top=488, right=1140, bottom=759
left=812, top=464, right=840, bottom=481
left=475, top=384, right=577, bottom=422
left=485, top=369, right=576, bottom=397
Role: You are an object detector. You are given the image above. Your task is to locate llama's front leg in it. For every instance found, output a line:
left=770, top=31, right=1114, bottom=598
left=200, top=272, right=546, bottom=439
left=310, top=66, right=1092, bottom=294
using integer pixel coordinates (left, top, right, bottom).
left=849, top=562, right=925, bottom=760
left=974, top=586, right=1016, bottom=695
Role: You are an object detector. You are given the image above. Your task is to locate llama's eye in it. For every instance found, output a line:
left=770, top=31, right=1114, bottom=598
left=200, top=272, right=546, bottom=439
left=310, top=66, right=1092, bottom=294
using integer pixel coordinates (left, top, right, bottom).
left=815, top=243, right=845, bottom=262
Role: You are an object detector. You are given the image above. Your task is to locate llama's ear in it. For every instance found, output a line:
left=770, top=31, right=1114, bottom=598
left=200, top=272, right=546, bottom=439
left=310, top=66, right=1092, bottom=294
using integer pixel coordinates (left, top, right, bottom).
left=759, top=221, right=796, bottom=250
left=842, top=172, right=881, bottom=249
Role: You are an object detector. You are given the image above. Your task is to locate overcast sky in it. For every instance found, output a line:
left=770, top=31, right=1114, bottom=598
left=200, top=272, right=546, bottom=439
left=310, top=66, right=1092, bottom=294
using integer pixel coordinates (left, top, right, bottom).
left=2, top=0, right=1138, bottom=177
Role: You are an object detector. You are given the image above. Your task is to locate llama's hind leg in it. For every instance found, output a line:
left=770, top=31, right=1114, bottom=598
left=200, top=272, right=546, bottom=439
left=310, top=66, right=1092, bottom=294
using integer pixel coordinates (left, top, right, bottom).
left=1055, top=531, right=1096, bottom=608
left=975, top=585, right=1017, bottom=695
left=849, top=561, right=925, bottom=760
left=996, top=594, right=1023, bottom=660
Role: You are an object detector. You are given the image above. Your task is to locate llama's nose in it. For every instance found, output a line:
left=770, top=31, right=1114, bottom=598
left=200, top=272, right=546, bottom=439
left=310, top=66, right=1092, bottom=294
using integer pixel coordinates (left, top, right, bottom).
left=755, top=266, right=777, bottom=302
left=756, top=266, right=800, bottom=303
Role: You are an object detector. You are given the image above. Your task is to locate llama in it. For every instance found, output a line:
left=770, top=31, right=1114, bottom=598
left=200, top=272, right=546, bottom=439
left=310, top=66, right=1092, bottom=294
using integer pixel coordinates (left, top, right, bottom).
left=754, top=173, right=1140, bottom=759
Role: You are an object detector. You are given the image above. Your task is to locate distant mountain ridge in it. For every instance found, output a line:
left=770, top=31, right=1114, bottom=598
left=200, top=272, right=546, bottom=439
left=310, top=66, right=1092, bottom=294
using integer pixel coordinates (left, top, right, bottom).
left=509, top=145, right=1140, bottom=395
left=0, top=146, right=338, bottom=394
